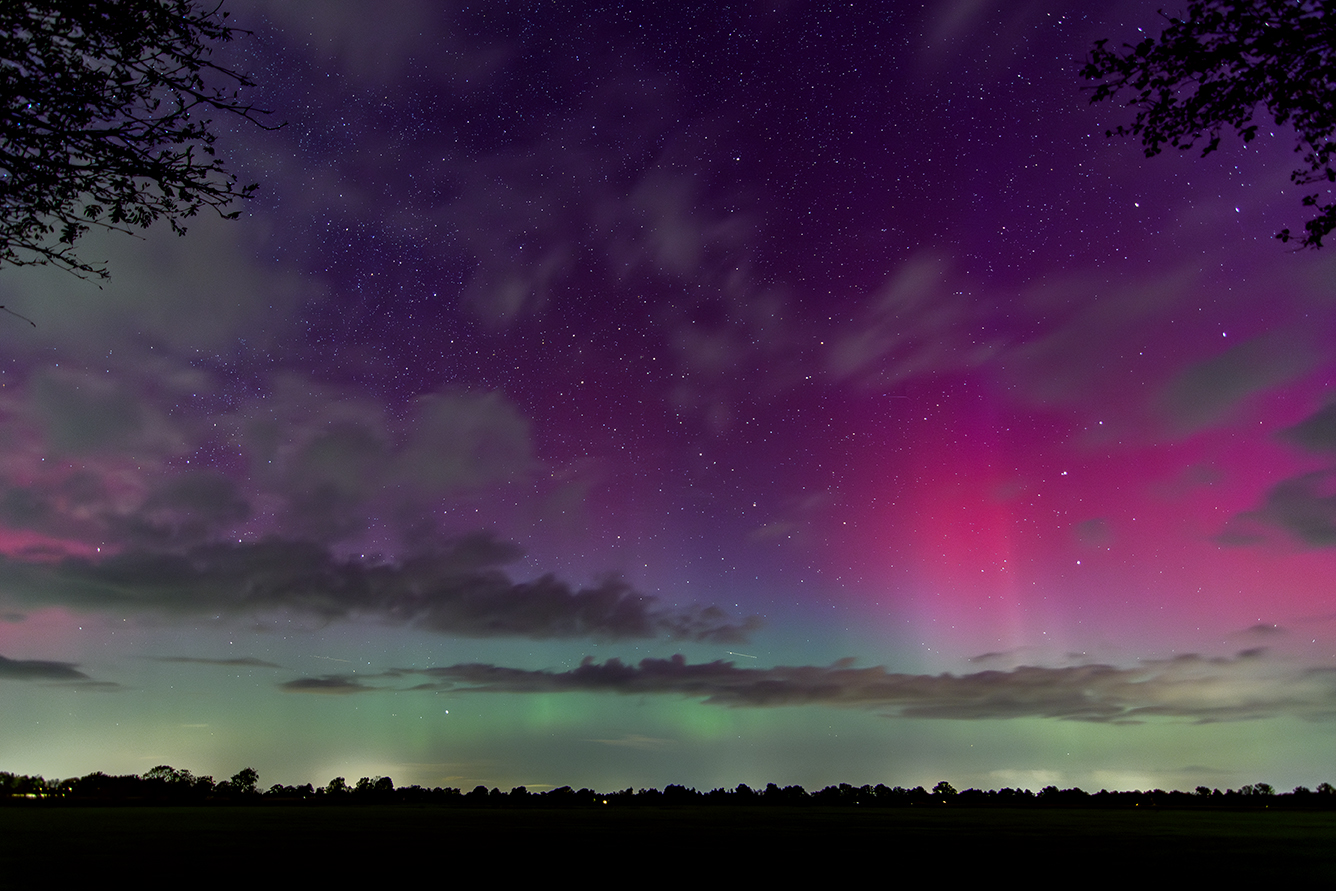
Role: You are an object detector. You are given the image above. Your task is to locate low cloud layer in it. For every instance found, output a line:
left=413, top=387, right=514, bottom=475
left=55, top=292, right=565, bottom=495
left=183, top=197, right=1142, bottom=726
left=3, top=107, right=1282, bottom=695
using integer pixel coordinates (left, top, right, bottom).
left=0, top=533, right=759, bottom=642
left=280, top=650, right=1336, bottom=724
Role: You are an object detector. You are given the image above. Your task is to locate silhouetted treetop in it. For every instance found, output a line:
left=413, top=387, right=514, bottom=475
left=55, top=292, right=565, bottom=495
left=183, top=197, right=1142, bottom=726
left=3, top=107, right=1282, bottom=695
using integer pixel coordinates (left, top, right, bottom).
left=1083, top=1, right=1336, bottom=247
left=229, top=766, right=258, bottom=794
left=0, top=0, right=274, bottom=280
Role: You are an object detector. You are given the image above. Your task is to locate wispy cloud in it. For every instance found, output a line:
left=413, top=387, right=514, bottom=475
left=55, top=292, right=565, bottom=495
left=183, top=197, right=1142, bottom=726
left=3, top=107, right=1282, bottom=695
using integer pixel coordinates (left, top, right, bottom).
left=1158, top=329, right=1319, bottom=435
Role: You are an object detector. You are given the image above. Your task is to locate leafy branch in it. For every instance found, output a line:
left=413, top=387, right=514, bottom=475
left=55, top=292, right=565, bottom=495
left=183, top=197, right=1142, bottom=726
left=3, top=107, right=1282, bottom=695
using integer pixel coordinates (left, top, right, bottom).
left=1083, top=0, right=1336, bottom=247
left=0, top=0, right=280, bottom=279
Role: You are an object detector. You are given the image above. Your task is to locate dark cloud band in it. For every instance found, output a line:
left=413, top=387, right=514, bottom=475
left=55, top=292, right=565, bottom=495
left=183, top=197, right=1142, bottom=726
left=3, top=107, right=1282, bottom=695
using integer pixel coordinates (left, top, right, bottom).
left=148, top=656, right=283, bottom=668
left=278, top=651, right=1336, bottom=723
left=0, top=533, right=760, bottom=643
left=0, top=653, right=89, bottom=682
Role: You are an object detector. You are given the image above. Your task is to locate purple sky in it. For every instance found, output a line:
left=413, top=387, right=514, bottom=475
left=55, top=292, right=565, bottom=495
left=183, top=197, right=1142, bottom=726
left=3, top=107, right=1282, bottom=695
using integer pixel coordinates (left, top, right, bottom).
left=1, top=0, right=1334, bottom=794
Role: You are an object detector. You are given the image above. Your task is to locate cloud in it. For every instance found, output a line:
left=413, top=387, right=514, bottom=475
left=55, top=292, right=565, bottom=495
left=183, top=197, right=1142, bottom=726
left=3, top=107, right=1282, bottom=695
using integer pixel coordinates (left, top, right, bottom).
left=222, top=4, right=764, bottom=332
left=148, top=656, right=282, bottom=668
left=1282, top=402, right=1336, bottom=454
left=123, top=472, right=253, bottom=549
left=396, top=392, right=535, bottom=493
left=443, top=86, right=756, bottom=327
left=655, top=255, right=1005, bottom=437
left=279, top=674, right=374, bottom=694
left=917, top=1, right=1050, bottom=76
left=825, top=254, right=1000, bottom=387
left=0, top=371, right=539, bottom=555
left=0, top=533, right=760, bottom=642
left=234, top=0, right=507, bottom=86
left=588, top=734, right=674, bottom=750
left=298, top=651, right=1336, bottom=723
left=1221, top=402, right=1336, bottom=546
left=1075, top=518, right=1112, bottom=548
left=28, top=371, right=146, bottom=455
left=1221, top=469, right=1336, bottom=547
left=0, top=213, right=308, bottom=359
left=0, top=653, right=90, bottom=682
left=1157, top=330, right=1319, bottom=434
left=1006, top=266, right=1197, bottom=420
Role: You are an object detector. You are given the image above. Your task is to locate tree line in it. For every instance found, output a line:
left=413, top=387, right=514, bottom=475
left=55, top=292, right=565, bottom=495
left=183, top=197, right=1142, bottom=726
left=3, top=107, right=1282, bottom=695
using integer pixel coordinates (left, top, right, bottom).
left=3, top=767, right=1335, bottom=809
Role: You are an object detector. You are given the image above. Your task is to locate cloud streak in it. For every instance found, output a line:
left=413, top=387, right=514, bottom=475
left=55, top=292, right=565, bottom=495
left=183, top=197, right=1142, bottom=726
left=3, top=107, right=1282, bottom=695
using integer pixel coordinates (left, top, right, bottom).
left=279, top=675, right=373, bottom=694
left=148, top=656, right=283, bottom=668
left=278, top=651, right=1336, bottom=723
left=0, top=533, right=760, bottom=643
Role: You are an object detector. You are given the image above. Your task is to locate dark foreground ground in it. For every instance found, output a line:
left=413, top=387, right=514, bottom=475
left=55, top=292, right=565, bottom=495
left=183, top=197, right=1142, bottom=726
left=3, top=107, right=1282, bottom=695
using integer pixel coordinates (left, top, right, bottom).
left=3, top=805, right=1333, bottom=883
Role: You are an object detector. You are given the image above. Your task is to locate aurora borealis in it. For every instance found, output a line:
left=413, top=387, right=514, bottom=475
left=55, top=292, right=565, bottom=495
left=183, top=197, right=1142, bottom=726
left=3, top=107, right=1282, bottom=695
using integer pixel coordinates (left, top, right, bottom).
left=2, top=0, right=1335, bottom=794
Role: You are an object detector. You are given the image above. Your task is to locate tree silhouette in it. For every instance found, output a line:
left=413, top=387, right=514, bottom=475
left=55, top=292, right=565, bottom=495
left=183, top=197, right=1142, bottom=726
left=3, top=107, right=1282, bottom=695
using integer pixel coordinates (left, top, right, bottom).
left=1083, top=1, right=1335, bottom=247
left=0, top=0, right=274, bottom=279
left=229, top=766, right=259, bottom=795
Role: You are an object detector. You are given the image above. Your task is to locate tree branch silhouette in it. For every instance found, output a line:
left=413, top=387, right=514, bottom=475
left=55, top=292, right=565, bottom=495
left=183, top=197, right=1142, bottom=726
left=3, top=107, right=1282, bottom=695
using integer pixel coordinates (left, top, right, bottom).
left=1084, top=1, right=1336, bottom=247
left=0, top=0, right=280, bottom=280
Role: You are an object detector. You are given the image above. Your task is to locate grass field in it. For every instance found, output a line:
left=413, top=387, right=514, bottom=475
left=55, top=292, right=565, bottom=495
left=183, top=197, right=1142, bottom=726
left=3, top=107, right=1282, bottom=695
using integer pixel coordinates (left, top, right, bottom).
left=3, top=805, right=1333, bottom=883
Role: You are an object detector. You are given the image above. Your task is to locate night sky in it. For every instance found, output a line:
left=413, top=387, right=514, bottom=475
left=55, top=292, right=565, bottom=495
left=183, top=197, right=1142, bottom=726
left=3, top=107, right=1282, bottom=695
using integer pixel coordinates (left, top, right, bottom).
left=2, top=0, right=1335, bottom=794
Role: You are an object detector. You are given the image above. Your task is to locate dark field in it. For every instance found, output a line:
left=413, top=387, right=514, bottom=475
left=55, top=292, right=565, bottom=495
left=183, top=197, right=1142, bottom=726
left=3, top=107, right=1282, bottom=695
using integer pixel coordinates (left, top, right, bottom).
left=3, top=806, right=1333, bottom=882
